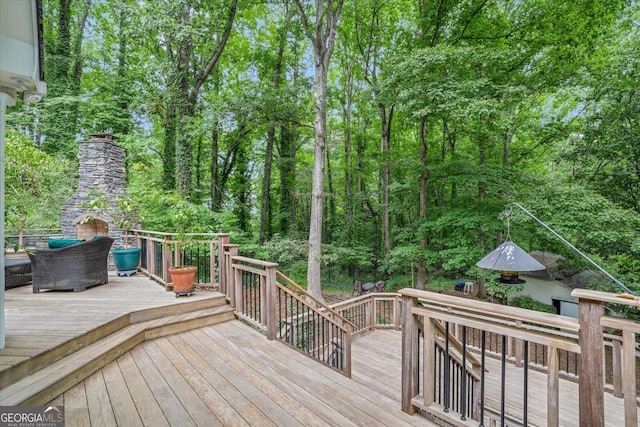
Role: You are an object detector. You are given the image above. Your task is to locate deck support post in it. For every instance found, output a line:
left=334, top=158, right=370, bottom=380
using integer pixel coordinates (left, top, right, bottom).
left=264, top=263, right=278, bottom=340
left=217, top=234, right=230, bottom=292
left=577, top=296, right=604, bottom=427
left=401, top=294, right=419, bottom=414
left=225, top=245, right=239, bottom=308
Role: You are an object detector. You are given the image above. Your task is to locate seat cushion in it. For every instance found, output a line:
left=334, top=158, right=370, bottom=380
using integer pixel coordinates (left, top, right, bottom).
left=48, top=238, right=84, bottom=249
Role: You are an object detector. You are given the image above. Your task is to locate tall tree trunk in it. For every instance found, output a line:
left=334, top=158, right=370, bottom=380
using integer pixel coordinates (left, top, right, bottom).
left=232, top=142, right=250, bottom=231
left=279, top=124, right=293, bottom=235
left=260, top=124, right=275, bottom=243
left=114, top=0, right=131, bottom=136
left=43, top=0, right=73, bottom=156
left=163, top=101, right=177, bottom=190
left=307, top=62, right=329, bottom=298
left=417, top=118, right=428, bottom=290
left=325, top=144, right=335, bottom=242
left=294, top=0, right=344, bottom=300
left=211, top=117, right=222, bottom=211
left=175, top=5, right=194, bottom=197
left=380, top=103, right=393, bottom=267
left=477, top=141, right=487, bottom=299
left=70, top=1, right=91, bottom=95
left=259, top=7, right=289, bottom=244
left=194, top=134, right=203, bottom=204
left=173, top=0, right=237, bottom=198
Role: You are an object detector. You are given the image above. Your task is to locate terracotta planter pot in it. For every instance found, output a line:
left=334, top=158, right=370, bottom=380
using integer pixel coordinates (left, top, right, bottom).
left=169, top=265, right=197, bottom=294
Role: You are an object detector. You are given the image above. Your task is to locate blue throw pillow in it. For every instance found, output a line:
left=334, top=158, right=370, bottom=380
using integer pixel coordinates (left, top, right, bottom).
left=48, top=238, right=84, bottom=249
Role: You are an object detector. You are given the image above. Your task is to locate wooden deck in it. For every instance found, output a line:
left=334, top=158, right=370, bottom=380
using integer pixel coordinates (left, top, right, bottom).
left=1, top=276, right=632, bottom=426
left=1, top=274, right=436, bottom=426
left=1, top=273, right=228, bottom=385
left=50, top=324, right=436, bottom=427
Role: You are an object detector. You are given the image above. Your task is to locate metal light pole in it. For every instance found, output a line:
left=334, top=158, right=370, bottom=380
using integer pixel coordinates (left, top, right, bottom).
left=505, top=202, right=635, bottom=296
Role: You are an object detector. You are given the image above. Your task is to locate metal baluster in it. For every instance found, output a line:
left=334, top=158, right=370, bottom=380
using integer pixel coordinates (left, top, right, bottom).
left=480, top=330, right=486, bottom=427
left=436, top=347, right=441, bottom=404
left=524, top=340, right=529, bottom=426
left=461, top=326, right=467, bottom=421
left=501, top=335, right=506, bottom=427
left=444, top=322, right=451, bottom=412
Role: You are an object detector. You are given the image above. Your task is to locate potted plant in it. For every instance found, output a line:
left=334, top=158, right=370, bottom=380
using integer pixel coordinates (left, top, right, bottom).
left=84, top=190, right=142, bottom=276
left=168, top=199, right=198, bottom=296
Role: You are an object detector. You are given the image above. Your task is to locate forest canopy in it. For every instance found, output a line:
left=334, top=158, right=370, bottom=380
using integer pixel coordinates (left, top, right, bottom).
left=5, top=0, right=640, bottom=298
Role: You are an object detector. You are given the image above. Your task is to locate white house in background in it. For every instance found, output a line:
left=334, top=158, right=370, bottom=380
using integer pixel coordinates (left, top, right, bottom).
left=513, top=251, right=580, bottom=318
left=0, top=0, right=47, bottom=349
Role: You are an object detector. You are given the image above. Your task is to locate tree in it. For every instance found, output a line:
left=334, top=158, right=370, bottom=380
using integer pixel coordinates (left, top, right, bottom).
left=4, top=130, right=73, bottom=245
left=144, top=0, right=237, bottom=196
left=42, top=0, right=92, bottom=159
left=294, top=0, right=344, bottom=299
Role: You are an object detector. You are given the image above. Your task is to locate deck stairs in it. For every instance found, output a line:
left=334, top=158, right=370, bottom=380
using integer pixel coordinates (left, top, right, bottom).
left=0, top=294, right=235, bottom=406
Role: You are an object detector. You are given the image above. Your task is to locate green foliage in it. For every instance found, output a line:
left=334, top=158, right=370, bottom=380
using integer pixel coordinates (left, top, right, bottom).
left=4, top=129, right=74, bottom=243
left=485, top=281, right=524, bottom=305
left=4, top=0, right=640, bottom=302
left=509, top=296, right=556, bottom=314
left=82, top=189, right=141, bottom=248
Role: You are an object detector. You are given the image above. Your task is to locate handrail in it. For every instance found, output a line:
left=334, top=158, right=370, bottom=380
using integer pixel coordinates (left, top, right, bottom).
left=401, top=288, right=580, bottom=332
left=129, top=229, right=229, bottom=290
left=228, top=255, right=352, bottom=377
left=400, top=287, right=640, bottom=426
left=276, top=271, right=356, bottom=329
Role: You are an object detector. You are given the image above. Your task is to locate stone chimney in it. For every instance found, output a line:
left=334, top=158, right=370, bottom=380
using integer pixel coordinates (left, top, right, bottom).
left=61, top=133, right=130, bottom=248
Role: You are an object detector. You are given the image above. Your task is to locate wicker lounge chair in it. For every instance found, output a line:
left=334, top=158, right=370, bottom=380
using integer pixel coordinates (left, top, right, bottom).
left=5, top=258, right=32, bottom=289
left=29, top=236, right=114, bottom=292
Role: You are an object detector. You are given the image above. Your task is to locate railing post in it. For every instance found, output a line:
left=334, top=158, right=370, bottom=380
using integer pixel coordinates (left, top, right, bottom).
left=217, top=234, right=230, bottom=294
left=162, top=239, right=172, bottom=290
left=226, top=245, right=239, bottom=307
left=577, top=295, right=605, bottom=427
left=394, top=295, right=402, bottom=328
left=264, top=263, right=278, bottom=340
left=260, top=275, right=267, bottom=325
left=401, top=293, right=419, bottom=414
left=234, top=258, right=243, bottom=314
left=547, top=345, right=559, bottom=427
left=368, top=297, right=376, bottom=329
left=622, top=330, right=638, bottom=427
left=343, top=326, right=352, bottom=378
left=515, top=338, right=524, bottom=368
left=612, top=339, right=623, bottom=398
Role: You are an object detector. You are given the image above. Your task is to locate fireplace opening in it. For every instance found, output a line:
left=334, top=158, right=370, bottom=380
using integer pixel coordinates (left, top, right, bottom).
left=75, top=214, right=109, bottom=241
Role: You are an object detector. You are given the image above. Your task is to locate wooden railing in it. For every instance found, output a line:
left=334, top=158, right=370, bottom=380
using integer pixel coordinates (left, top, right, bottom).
left=330, top=293, right=402, bottom=335
left=223, top=250, right=354, bottom=377
left=400, top=288, right=640, bottom=427
left=130, top=229, right=229, bottom=290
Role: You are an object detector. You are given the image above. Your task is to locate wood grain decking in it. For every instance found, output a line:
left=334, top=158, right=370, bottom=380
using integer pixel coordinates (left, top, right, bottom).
left=48, top=324, right=436, bottom=427
left=1, top=274, right=227, bottom=383
left=2, top=276, right=633, bottom=426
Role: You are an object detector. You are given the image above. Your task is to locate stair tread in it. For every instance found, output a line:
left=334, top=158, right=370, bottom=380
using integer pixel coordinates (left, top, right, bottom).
left=0, top=303, right=235, bottom=406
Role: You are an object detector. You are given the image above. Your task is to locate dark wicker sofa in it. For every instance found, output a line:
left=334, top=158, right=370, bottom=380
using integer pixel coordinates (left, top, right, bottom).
left=29, top=236, right=114, bottom=292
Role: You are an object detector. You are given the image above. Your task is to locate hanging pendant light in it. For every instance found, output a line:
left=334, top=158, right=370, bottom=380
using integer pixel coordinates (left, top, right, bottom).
left=476, top=240, right=545, bottom=284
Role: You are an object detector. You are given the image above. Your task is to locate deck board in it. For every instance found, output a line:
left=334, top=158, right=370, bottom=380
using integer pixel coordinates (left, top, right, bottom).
left=1, top=273, right=225, bottom=390
left=53, top=321, right=436, bottom=426
left=4, top=278, right=631, bottom=426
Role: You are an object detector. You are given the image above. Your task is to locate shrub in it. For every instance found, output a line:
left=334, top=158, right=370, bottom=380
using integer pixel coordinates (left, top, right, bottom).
left=509, top=296, right=556, bottom=314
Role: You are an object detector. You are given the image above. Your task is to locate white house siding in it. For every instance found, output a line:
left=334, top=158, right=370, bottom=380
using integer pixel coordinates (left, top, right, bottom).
left=511, top=275, right=574, bottom=305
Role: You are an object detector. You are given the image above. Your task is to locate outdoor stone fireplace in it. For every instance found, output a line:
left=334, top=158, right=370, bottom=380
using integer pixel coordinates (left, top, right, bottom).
left=61, top=133, right=130, bottom=249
